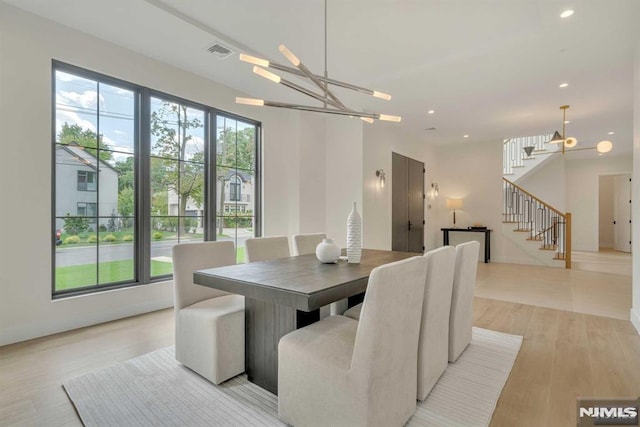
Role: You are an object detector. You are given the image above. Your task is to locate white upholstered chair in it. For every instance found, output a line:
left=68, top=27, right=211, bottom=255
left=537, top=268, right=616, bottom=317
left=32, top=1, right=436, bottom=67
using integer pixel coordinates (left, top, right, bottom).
left=244, top=236, right=291, bottom=262
left=417, top=246, right=456, bottom=400
left=172, top=241, right=244, bottom=385
left=448, top=240, right=480, bottom=362
left=291, top=233, right=326, bottom=256
left=342, top=299, right=362, bottom=320
left=342, top=246, right=456, bottom=400
left=292, top=232, right=347, bottom=317
left=278, top=256, right=427, bottom=427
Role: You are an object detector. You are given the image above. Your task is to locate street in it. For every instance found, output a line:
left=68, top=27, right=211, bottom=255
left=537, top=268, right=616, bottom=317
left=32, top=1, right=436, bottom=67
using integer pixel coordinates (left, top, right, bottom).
left=55, top=229, right=252, bottom=266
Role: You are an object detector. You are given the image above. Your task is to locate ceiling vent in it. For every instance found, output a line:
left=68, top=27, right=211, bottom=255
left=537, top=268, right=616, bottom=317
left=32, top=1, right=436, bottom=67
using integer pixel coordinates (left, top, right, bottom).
left=207, top=43, right=234, bottom=59
left=425, top=127, right=436, bottom=131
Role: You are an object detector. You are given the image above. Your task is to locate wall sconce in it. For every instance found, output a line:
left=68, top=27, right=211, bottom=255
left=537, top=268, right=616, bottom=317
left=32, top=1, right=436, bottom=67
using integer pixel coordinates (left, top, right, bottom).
left=430, top=182, right=439, bottom=198
left=376, top=169, right=386, bottom=188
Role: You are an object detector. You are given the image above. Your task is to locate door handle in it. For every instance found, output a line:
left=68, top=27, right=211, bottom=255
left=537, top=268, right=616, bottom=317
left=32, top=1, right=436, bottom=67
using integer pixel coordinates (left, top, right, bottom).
left=613, top=221, right=616, bottom=224
left=408, top=220, right=412, bottom=231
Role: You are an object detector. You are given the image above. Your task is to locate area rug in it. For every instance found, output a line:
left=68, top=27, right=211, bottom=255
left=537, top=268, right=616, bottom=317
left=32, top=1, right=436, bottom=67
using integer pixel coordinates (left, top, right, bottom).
left=63, top=327, right=522, bottom=426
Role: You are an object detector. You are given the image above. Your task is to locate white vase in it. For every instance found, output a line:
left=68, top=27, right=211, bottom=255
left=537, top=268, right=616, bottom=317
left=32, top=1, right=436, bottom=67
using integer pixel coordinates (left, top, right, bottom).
left=316, top=238, right=340, bottom=263
left=347, top=202, right=362, bottom=264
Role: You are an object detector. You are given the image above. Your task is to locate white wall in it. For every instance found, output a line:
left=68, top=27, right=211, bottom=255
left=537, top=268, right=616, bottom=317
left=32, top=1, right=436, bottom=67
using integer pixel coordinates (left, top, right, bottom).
left=325, top=116, right=363, bottom=248
left=598, top=175, right=615, bottom=249
left=0, top=4, right=359, bottom=345
left=565, top=156, right=632, bottom=252
left=517, top=157, right=566, bottom=212
left=632, top=36, right=640, bottom=334
left=361, top=123, right=438, bottom=251
left=434, top=140, right=532, bottom=264
left=296, top=113, right=327, bottom=234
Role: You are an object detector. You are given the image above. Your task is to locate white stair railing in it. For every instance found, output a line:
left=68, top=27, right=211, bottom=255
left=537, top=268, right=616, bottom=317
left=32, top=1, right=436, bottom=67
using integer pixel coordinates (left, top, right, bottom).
left=503, top=133, right=553, bottom=176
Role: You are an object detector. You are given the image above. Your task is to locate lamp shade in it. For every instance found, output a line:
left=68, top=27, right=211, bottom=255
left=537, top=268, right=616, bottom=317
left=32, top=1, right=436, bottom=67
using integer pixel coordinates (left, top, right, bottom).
left=446, top=198, right=463, bottom=210
left=596, top=140, right=613, bottom=153
left=549, top=131, right=564, bottom=144
left=523, top=146, right=535, bottom=157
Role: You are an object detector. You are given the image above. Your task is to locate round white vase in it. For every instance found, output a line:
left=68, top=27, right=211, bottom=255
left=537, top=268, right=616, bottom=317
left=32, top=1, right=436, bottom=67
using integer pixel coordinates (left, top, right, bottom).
left=316, top=238, right=340, bottom=263
left=347, top=202, right=362, bottom=264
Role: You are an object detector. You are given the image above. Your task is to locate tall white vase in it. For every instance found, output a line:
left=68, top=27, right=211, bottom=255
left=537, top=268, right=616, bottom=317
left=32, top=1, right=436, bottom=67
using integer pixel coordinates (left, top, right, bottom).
left=347, top=202, right=362, bottom=264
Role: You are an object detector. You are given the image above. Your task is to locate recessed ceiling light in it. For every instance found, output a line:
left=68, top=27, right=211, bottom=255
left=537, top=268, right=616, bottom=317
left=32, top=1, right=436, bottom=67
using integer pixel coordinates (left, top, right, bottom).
left=608, top=131, right=615, bottom=135
left=463, top=134, right=469, bottom=138
left=427, top=110, right=435, bottom=114
left=560, top=9, right=574, bottom=18
left=559, top=82, right=569, bottom=88
left=564, top=120, right=570, bottom=124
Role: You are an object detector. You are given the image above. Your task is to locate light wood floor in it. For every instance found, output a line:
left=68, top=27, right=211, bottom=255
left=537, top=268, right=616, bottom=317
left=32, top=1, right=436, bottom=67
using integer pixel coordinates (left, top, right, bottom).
left=475, top=297, right=640, bottom=427
left=0, top=310, right=174, bottom=426
left=475, top=261, right=632, bottom=320
left=1, top=264, right=639, bottom=427
left=572, top=249, right=632, bottom=276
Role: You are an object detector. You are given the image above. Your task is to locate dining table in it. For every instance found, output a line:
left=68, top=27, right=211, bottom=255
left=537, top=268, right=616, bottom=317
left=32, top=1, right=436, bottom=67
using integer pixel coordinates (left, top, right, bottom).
left=193, top=248, right=418, bottom=394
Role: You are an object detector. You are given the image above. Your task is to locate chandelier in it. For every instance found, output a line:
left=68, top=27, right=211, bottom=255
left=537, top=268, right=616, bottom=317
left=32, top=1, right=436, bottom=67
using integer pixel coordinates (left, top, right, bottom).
left=235, top=0, right=400, bottom=123
left=523, top=105, right=613, bottom=157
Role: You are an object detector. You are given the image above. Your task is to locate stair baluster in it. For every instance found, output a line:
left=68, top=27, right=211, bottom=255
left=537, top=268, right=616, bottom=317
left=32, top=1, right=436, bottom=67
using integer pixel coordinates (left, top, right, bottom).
left=503, top=178, right=572, bottom=268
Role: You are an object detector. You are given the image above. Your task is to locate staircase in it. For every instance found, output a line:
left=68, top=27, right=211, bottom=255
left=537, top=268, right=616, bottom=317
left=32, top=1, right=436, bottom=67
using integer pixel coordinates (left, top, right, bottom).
left=503, top=133, right=558, bottom=182
left=503, top=178, right=571, bottom=268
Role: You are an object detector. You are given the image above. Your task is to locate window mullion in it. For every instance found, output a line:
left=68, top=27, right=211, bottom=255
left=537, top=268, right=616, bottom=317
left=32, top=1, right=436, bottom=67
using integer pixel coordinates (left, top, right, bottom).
left=205, top=109, right=216, bottom=242
left=139, top=89, right=151, bottom=284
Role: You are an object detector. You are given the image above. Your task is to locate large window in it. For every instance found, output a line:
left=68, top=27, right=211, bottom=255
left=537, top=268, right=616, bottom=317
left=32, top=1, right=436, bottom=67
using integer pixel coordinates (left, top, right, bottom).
left=216, top=116, right=258, bottom=264
left=53, top=62, right=261, bottom=296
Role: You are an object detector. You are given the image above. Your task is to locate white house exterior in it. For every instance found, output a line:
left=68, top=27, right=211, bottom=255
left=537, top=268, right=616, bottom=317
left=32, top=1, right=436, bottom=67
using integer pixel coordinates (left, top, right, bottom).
left=55, top=143, right=119, bottom=230
left=167, top=169, right=254, bottom=222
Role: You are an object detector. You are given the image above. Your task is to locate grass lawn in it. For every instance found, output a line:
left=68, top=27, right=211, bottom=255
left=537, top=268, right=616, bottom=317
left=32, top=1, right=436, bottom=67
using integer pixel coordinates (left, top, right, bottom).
left=55, top=260, right=173, bottom=291
left=55, top=247, right=244, bottom=291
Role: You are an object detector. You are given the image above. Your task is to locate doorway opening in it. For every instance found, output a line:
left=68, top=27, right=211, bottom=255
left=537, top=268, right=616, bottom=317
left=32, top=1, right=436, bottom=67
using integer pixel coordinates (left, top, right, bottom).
left=599, top=174, right=631, bottom=253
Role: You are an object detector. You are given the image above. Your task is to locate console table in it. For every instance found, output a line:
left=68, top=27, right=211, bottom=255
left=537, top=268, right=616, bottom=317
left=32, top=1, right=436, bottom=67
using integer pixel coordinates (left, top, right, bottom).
left=441, top=228, right=492, bottom=263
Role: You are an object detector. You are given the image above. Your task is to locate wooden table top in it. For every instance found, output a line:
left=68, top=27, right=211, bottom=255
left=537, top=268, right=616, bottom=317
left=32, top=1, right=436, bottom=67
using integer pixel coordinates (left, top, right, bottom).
left=193, top=249, right=418, bottom=311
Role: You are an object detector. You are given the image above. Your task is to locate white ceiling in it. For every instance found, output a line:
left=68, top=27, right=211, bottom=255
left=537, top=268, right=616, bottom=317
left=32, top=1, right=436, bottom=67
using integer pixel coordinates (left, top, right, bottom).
left=5, top=0, right=639, bottom=155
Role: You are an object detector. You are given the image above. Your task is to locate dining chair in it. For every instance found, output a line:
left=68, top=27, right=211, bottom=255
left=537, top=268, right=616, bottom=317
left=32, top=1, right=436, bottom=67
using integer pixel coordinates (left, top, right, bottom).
left=448, top=240, right=480, bottom=362
left=244, top=236, right=291, bottom=262
left=292, top=232, right=346, bottom=318
left=342, top=246, right=456, bottom=400
left=417, top=246, right=456, bottom=400
left=172, top=241, right=245, bottom=385
left=291, top=233, right=326, bottom=256
left=278, top=256, right=427, bottom=427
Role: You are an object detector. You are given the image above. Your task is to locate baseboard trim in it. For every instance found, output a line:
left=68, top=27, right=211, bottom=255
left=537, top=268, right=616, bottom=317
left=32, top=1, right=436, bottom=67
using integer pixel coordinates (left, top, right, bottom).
left=631, top=308, right=640, bottom=335
left=0, top=281, right=173, bottom=346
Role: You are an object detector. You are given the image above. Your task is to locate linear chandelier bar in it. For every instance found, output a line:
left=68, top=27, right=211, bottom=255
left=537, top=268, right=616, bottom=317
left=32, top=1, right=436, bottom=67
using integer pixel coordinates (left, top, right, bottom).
left=278, top=44, right=347, bottom=110
left=242, top=55, right=389, bottom=100
left=252, top=65, right=342, bottom=108
left=261, top=100, right=377, bottom=118
left=280, top=78, right=342, bottom=109
left=236, top=0, right=400, bottom=123
left=236, top=97, right=400, bottom=122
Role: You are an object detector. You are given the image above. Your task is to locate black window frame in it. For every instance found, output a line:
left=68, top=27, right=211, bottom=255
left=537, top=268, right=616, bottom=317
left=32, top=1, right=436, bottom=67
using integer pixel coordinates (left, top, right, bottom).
left=52, top=60, right=262, bottom=299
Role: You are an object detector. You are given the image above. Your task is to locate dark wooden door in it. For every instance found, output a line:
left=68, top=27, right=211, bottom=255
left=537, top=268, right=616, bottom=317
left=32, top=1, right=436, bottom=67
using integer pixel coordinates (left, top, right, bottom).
left=392, top=152, right=425, bottom=253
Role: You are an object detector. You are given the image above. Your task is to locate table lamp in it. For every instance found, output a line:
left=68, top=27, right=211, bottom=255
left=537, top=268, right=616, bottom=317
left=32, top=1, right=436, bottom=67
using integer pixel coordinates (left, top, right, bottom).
left=446, top=198, right=463, bottom=227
